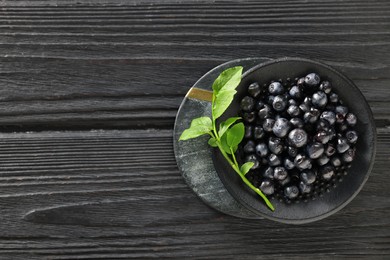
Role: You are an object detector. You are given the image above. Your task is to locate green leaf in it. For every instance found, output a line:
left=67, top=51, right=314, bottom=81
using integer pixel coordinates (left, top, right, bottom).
left=240, top=162, right=254, bottom=175
left=179, top=117, right=212, bottom=141
left=208, top=137, right=218, bottom=147
left=220, top=133, right=232, bottom=154
left=226, top=122, right=245, bottom=148
left=212, top=66, right=243, bottom=94
left=218, top=117, right=241, bottom=138
left=213, top=89, right=236, bottom=119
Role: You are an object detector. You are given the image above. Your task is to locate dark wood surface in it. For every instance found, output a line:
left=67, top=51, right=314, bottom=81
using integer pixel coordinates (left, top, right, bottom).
left=0, top=0, right=389, bottom=259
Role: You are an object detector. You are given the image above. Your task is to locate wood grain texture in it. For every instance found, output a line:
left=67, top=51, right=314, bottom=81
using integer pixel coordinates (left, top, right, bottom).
left=0, top=0, right=389, bottom=259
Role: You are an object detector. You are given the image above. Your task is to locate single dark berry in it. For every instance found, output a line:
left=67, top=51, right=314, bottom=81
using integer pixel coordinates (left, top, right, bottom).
left=273, top=118, right=291, bottom=138
left=243, top=140, right=256, bottom=154
left=325, top=144, right=336, bottom=156
left=337, top=137, right=350, bottom=153
left=330, top=156, right=342, bottom=167
left=315, top=130, right=330, bottom=144
left=320, top=165, right=335, bottom=180
left=255, top=143, right=268, bottom=157
left=297, top=77, right=305, bottom=86
left=342, top=148, right=355, bottom=163
left=245, top=154, right=260, bottom=169
left=248, top=82, right=262, bottom=98
left=299, top=181, right=312, bottom=193
left=257, top=104, right=272, bottom=120
left=287, top=105, right=301, bottom=117
left=244, top=125, right=253, bottom=139
left=317, top=154, right=330, bottom=166
left=345, top=113, right=357, bottom=126
left=288, top=128, right=308, bottom=148
left=240, top=96, right=255, bottom=112
left=260, top=179, right=275, bottom=195
left=294, top=154, right=312, bottom=170
left=285, top=185, right=299, bottom=199
left=329, top=92, right=339, bottom=103
left=263, top=166, right=274, bottom=179
left=289, top=85, right=303, bottom=99
left=320, top=111, right=336, bottom=125
left=284, top=157, right=295, bottom=170
left=243, top=111, right=256, bottom=123
left=300, top=170, right=316, bottom=184
left=290, top=117, right=304, bottom=128
left=273, top=95, right=287, bottom=112
left=319, top=81, right=332, bottom=94
left=288, top=99, right=298, bottom=106
left=268, top=82, right=284, bottom=95
left=279, top=175, right=291, bottom=186
left=306, top=142, right=324, bottom=159
left=274, top=166, right=288, bottom=181
left=335, top=105, right=348, bottom=123
left=305, top=73, right=321, bottom=87
left=303, top=97, right=312, bottom=106
left=303, top=108, right=320, bottom=124
left=316, top=119, right=331, bottom=131
left=299, top=103, right=311, bottom=113
left=288, top=146, right=298, bottom=157
left=268, top=154, right=282, bottom=166
left=263, top=118, right=275, bottom=132
left=312, top=91, right=328, bottom=108
left=268, top=137, right=284, bottom=155
left=345, top=130, right=358, bottom=144
left=266, top=95, right=275, bottom=106
left=253, top=126, right=265, bottom=140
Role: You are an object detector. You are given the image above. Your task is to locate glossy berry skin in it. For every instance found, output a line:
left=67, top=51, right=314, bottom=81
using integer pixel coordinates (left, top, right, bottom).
left=320, top=165, right=335, bottom=180
left=257, top=104, right=272, bottom=120
left=243, top=112, right=256, bottom=123
left=268, top=154, right=281, bottom=166
left=345, top=113, right=357, bottom=126
left=262, top=166, right=274, bottom=179
left=245, top=154, right=260, bottom=169
left=284, top=158, right=295, bottom=170
left=253, top=126, right=265, bottom=140
left=260, top=180, right=275, bottom=195
left=345, top=130, right=358, bottom=144
left=299, top=181, right=312, bottom=193
left=287, top=105, right=300, bottom=117
left=315, top=130, right=330, bottom=144
left=255, top=143, right=269, bottom=157
left=297, top=77, right=305, bottom=86
left=273, top=95, right=287, bottom=112
left=289, top=85, right=303, bottom=99
left=268, top=137, right=284, bottom=155
left=248, top=82, right=262, bottom=98
left=263, top=118, right=275, bottom=132
left=285, top=185, right=299, bottom=199
left=304, top=73, right=321, bottom=87
left=303, top=108, right=320, bottom=124
left=337, top=137, right=350, bottom=153
left=306, top=142, right=324, bottom=159
left=342, top=148, right=355, bottom=163
left=317, top=154, right=330, bottom=166
left=243, top=140, right=256, bottom=154
left=266, top=95, right=275, bottom=106
left=268, top=82, right=284, bottom=95
left=294, top=154, right=312, bottom=170
left=288, top=99, right=298, bottom=106
left=255, top=100, right=265, bottom=111
left=240, top=96, right=255, bottom=112
left=288, top=146, right=298, bottom=157
left=289, top=117, right=303, bottom=129
left=329, top=92, right=339, bottom=103
left=335, top=106, right=348, bottom=123
left=316, top=119, right=331, bottom=131
left=330, top=156, right=342, bottom=167
left=288, top=128, right=308, bottom=148
left=319, top=81, right=332, bottom=94
left=273, top=118, right=291, bottom=138
left=299, top=103, right=310, bottom=113
left=274, top=166, right=288, bottom=181
left=320, top=111, right=336, bottom=125
left=312, top=91, right=328, bottom=108
left=244, top=125, right=253, bottom=139
left=300, top=170, right=316, bottom=184
left=279, top=175, right=291, bottom=186
left=325, top=144, right=336, bottom=156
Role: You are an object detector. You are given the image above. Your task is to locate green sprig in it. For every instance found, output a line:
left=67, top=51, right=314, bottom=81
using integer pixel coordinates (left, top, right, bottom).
left=179, top=66, right=275, bottom=211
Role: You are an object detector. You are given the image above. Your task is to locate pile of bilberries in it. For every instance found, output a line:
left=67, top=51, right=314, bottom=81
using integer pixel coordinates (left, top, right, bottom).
left=239, top=73, right=358, bottom=203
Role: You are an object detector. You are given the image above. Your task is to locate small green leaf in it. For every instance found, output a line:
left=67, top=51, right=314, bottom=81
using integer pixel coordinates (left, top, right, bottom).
left=213, top=89, right=236, bottom=119
left=220, top=133, right=232, bottom=154
left=218, top=117, right=241, bottom=138
left=212, top=66, right=243, bottom=94
left=179, top=117, right=212, bottom=141
left=208, top=137, right=218, bottom=147
left=226, top=122, right=245, bottom=148
left=240, top=162, right=254, bottom=175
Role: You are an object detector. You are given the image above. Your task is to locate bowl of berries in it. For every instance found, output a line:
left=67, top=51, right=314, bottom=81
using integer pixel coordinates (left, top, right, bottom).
left=212, top=57, right=376, bottom=224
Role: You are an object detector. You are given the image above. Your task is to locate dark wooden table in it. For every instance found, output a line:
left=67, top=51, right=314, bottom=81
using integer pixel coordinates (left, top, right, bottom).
left=0, top=0, right=389, bottom=259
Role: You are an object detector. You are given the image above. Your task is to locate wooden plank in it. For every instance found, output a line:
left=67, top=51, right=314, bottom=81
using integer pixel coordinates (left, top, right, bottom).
left=0, top=129, right=387, bottom=259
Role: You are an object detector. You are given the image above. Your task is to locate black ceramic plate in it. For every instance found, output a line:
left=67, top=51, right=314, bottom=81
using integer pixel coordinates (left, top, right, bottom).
left=213, top=57, right=376, bottom=224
